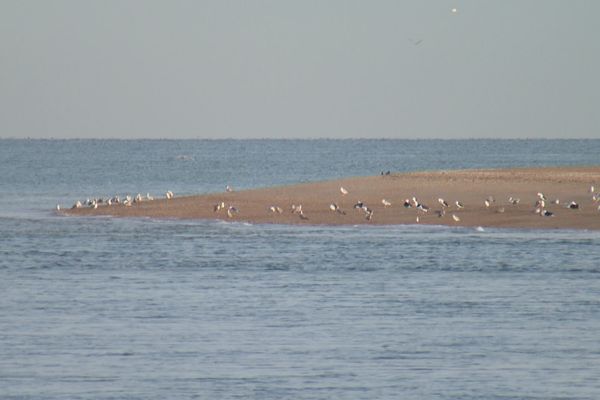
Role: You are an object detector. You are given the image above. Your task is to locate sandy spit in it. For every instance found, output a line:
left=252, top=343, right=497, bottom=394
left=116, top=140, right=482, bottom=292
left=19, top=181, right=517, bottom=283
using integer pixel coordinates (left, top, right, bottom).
left=62, top=167, right=600, bottom=230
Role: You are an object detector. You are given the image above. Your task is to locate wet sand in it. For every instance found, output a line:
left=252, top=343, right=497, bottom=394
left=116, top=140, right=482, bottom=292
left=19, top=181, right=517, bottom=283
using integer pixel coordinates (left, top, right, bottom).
left=63, top=167, right=600, bottom=230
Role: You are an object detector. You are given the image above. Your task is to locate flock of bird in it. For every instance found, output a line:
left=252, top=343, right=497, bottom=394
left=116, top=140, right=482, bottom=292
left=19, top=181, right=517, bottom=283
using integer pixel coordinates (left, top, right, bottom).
left=61, top=182, right=600, bottom=224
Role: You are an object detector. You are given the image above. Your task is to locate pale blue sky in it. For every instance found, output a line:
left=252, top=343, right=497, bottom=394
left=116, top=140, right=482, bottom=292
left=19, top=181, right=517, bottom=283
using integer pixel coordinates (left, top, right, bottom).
left=1, top=0, right=599, bottom=138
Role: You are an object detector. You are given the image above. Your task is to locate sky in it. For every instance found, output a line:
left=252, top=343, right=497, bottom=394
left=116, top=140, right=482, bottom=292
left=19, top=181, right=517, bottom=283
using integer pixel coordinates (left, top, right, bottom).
left=1, top=0, right=599, bottom=139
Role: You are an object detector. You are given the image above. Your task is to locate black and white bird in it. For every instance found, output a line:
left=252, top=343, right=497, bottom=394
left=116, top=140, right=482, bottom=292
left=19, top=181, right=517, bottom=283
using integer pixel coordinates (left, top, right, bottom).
left=403, top=199, right=412, bottom=208
left=568, top=201, right=579, bottom=209
left=508, top=197, right=520, bottom=205
left=542, top=210, right=554, bottom=217
left=455, top=201, right=464, bottom=209
left=438, top=198, right=449, bottom=208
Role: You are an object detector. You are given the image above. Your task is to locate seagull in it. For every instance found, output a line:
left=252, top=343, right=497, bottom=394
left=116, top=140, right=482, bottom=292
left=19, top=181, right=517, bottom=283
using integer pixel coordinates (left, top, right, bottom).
left=146, top=193, right=154, bottom=201
left=227, top=206, right=239, bottom=218
left=165, top=191, right=174, bottom=199
left=417, top=203, right=429, bottom=213
left=455, top=201, right=464, bottom=209
left=438, top=198, right=449, bottom=208
left=568, top=201, right=579, bottom=209
left=382, top=199, right=392, bottom=207
left=452, top=214, right=460, bottom=222
left=537, top=192, right=547, bottom=201
left=340, top=187, right=348, bottom=195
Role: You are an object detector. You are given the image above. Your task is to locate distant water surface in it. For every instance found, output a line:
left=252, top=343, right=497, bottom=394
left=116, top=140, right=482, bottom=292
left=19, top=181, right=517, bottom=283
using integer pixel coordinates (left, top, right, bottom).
left=1, top=139, right=600, bottom=399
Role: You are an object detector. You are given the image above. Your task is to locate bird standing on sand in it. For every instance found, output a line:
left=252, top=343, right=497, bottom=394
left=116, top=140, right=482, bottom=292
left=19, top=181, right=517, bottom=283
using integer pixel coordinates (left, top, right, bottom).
left=226, top=185, right=233, bottom=192
left=438, top=198, right=449, bottom=208
left=340, top=187, right=348, bottom=195
left=404, top=199, right=412, bottom=208
left=452, top=214, right=460, bottom=222
left=165, top=191, right=174, bottom=199
left=455, top=201, right=464, bottom=209
left=508, top=197, right=520, bottom=205
left=568, top=201, right=579, bottom=209
left=382, top=199, right=391, bottom=207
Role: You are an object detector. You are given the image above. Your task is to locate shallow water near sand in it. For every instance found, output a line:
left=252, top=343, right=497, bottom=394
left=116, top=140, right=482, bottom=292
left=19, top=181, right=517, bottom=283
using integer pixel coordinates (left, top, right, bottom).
left=2, top=139, right=600, bottom=399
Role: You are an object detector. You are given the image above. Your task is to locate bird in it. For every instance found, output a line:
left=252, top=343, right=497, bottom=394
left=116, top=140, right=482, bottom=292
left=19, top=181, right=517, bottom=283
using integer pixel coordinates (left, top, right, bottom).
left=537, top=192, right=547, bottom=201
left=56, top=204, right=61, bottom=211
left=330, top=203, right=346, bottom=215
left=452, top=214, right=460, bottom=222
left=365, top=209, right=373, bottom=221
left=568, top=201, right=579, bottom=209
left=165, top=191, right=174, bottom=199
left=455, top=201, right=464, bottom=209
left=299, top=211, right=309, bottom=220
left=417, top=203, right=429, bottom=213
left=590, top=185, right=595, bottom=193
left=382, top=199, right=391, bottom=207
left=227, top=206, right=239, bottom=218
left=553, top=199, right=560, bottom=205
left=226, top=185, right=233, bottom=192
left=451, top=7, right=458, bottom=14
left=269, top=206, right=277, bottom=213
left=72, top=200, right=82, bottom=209
left=403, top=199, right=412, bottom=208
left=416, top=216, right=420, bottom=223
left=438, top=198, right=449, bottom=208
left=146, top=193, right=154, bottom=201
left=496, top=207, right=505, bottom=214
left=508, top=197, right=520, bottom=205
left=354, top=201, right=364, bottom=209
left=542, top=210, right=554, bottom=217
left=535, top=199, right=545, bottom=209
left=435, top=209, right=445, bottom=218
left=275, top=206, right=283, bottom=214
left=484, top=200, right=490, bottom=208
left=340, top=187, right=348, bottom=195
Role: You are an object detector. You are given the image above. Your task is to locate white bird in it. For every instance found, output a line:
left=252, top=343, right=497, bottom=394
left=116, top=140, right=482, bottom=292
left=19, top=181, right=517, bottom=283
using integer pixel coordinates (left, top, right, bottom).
left=484, top=200, right=490, bottom=208
left=416, top=216, right=420, bottom=223
left=340, top=187, right=348, bottom=195
left=590, top=185, right=595, bottom=193
left=382, top=199, right=391, bottom=207
left=299, top=211, right=309, bottom=220
left=451, top=7, right=458, bottom=14
left=438, top=198, right=449, bottom=208
left=275, top=206, right=283, bottom=214
left=537, top=192, right=546, bottom=201
left=226, top=185, right=233, bottom=192
left=329, top=203, right=337, bottom=211
left=146, top=193, right=154, bottom=201
left=56, top=204, right=61, bottom=211
left=165, top=191, right=174, bottom=199
left=452, top=214, right=460, bottom=222
left=455, top=201, right=464, bottom=209
left=227, top=206, right=239, bottom=218
left=72, top=201, right=82, bottom=209
left=269, top=206, right=277, bottom=213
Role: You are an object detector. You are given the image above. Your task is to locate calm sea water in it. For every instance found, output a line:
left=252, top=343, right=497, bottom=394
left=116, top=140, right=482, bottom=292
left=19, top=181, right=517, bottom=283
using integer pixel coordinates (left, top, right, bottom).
left=2, top=139, right=600, bottom=399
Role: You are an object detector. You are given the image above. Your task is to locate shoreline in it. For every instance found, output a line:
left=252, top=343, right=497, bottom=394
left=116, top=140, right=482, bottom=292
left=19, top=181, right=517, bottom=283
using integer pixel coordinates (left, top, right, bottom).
left=62, top=167, right=600, bottom=230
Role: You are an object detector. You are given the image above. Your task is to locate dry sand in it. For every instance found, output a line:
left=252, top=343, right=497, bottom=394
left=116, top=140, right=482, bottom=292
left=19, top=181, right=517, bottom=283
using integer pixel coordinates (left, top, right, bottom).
left=63, top=167, right=600, bottom=230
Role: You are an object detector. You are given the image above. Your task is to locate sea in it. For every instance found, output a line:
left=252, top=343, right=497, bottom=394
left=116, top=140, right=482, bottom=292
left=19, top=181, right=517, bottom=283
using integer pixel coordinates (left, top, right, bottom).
left=1, top=139, right=600, bottom=400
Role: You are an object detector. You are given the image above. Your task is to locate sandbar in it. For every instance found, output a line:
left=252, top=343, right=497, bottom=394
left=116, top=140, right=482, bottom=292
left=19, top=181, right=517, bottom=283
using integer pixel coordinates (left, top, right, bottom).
left=63, top=167, right=600, bottom=230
